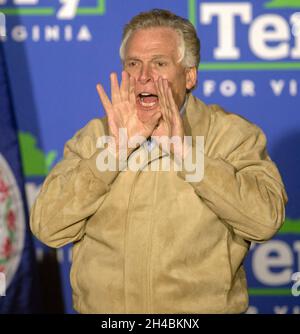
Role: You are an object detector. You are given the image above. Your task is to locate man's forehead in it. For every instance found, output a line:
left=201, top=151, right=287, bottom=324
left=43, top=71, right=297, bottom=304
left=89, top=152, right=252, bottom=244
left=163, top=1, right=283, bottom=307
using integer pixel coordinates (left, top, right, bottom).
left=125, top=54, right=171, bottom=60
left=125, top=27, right=180, bottom=58
left=128, top=26, right=180, bottom=40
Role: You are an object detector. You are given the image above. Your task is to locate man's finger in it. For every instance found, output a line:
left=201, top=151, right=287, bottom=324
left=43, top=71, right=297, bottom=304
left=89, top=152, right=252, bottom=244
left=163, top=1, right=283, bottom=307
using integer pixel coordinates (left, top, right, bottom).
left=155, top=78, right=167, bottom=119
left=158, top=77, right=167, bottom=109
left=154, top=80, right=163, bottom=113
left=110, top=72, right=121, bottom=105
left=159, top=78, right=172, bottom=123
left=159, top=78, right=168, bottom=116
left=96, top=83, right=113, bottom=116
left=166, top=86, right=178, bottom=116
left=120, top=71, right=129, bottom=101
left=163, top=79, right=172, bottom=117
left=129, top=75, right=136, bottom=107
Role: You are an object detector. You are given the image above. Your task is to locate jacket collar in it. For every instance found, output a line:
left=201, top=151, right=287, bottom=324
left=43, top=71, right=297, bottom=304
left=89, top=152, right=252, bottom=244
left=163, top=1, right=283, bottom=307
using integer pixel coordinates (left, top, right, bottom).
left=182, top=93, right=211, bottom=142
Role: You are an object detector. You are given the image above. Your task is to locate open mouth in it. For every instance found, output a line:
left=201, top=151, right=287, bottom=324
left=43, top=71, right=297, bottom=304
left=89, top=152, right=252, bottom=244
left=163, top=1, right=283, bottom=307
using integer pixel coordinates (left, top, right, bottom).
left=137, top=92, right=159, bottom=109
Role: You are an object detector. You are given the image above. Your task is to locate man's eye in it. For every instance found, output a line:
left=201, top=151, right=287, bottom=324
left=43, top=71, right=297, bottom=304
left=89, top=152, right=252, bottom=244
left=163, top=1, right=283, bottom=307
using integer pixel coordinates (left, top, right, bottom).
left=155, top=61, right=167, bottom=67
left=127, top=61, right=137, bottom=67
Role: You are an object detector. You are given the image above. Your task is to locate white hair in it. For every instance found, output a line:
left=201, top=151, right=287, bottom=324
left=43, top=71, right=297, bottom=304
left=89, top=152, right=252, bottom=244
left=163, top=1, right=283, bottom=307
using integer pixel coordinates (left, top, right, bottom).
left=119, top=9, right=200, bottom=68
left=119, top=28, right=187, bottom=66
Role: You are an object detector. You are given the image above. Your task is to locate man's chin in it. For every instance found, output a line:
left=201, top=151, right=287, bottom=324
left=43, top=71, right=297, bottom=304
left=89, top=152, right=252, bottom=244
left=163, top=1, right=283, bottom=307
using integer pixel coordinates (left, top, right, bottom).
left=136, top=102, right=159, bottom=113
left=136, top=105, right=160, bottom=123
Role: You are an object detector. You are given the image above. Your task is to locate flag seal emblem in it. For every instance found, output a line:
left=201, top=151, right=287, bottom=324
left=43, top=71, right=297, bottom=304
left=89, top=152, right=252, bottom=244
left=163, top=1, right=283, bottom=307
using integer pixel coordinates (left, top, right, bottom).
left=0, top=153, right=25, bottom=290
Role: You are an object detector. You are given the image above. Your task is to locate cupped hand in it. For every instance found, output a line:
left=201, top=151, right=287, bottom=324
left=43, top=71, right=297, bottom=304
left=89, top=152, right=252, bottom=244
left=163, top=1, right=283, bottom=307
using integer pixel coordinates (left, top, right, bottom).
left=96, top=71, right=161, bottom=157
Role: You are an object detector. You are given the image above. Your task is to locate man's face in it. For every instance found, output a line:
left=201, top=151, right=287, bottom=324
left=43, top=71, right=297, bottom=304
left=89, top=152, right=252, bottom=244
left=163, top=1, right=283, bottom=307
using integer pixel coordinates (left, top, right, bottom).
left=123, top=27, right=196, bottom=114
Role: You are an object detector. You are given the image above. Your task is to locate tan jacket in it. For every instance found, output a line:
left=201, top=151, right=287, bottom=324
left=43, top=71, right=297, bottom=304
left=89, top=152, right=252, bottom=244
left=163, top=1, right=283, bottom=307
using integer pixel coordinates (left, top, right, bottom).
left=30, top=94, right=287, bottom=314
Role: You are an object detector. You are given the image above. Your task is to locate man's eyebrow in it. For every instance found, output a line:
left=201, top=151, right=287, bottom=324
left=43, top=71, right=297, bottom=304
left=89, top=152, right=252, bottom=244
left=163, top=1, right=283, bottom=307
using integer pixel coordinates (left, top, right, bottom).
left=151, top=55, right=169, bottom=59
left=124, top=57, right=140, bottom=61
left=125, top=55, right=170, bottom=61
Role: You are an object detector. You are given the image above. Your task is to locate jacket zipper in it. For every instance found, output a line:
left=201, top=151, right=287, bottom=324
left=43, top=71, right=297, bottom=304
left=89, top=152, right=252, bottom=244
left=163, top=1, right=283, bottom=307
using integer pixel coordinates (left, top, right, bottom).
left=123, top=169, right=141, bottom=313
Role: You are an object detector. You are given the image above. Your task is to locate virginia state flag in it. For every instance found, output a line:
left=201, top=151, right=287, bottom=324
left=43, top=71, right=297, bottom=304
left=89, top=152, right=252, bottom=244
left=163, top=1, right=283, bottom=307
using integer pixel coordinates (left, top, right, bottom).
left=0, top=45, right=39, bottom=313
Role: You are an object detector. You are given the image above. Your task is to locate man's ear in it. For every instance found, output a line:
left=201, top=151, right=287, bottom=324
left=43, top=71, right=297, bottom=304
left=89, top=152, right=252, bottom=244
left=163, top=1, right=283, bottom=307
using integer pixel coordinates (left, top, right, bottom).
left=185, top=67, right=197, bottom=90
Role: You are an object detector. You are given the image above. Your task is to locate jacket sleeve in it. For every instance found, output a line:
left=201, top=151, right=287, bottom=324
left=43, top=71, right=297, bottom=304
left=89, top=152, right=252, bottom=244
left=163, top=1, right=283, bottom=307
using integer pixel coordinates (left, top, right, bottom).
left=178, top=107, right=288, bottom=243
left=30, top=119, right=121, bottom=248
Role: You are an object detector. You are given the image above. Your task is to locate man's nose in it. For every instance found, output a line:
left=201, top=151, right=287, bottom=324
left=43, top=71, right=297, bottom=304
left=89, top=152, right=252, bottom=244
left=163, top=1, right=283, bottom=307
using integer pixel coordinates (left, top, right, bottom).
left=138, top=65, right=154, bottom=84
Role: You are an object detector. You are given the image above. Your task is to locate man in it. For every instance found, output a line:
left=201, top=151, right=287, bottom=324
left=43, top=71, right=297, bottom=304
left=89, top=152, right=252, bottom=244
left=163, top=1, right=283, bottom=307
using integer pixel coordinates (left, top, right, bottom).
left=30, top=9, right=287, bottom=314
